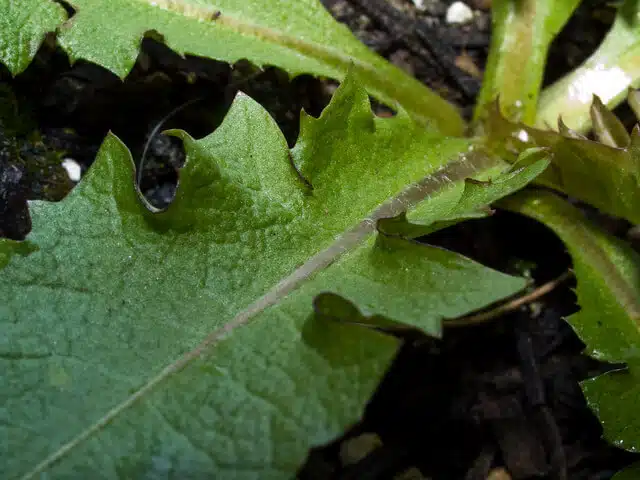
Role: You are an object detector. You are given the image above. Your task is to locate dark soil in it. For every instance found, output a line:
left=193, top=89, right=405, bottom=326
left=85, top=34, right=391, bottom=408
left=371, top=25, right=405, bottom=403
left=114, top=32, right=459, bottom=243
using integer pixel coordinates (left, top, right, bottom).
left=1, top=0, right=639, bottom=479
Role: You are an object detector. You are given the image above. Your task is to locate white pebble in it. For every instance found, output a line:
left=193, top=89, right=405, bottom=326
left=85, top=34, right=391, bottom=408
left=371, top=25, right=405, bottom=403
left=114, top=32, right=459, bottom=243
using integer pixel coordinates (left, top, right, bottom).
left=61, top=158, right=82, bottom=182
left=412, top=0, right=427, bottom=11
left=517, top=129, right=530, bottom=142
left=446, top=1, right=474, bottom=25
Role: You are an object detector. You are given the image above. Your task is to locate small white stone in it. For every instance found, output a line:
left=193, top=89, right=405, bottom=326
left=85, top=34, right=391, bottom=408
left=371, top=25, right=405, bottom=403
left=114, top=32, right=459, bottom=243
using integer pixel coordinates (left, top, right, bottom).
left=446, top=2, right=474, bottom=25
left=517, top=129, right=530, bottom=142
left=412, top=0, right=427, bottom=11
left=61, top=158, right=82, bottom=182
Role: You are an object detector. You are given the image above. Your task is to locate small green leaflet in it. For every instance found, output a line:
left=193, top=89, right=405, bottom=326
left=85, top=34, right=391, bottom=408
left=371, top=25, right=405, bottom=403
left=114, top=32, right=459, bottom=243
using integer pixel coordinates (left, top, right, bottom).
left=4, top=0, right=463, bottom=134
left=500, top=190, right=640, bottom=454
left=1, top=74, right=539, bottom=478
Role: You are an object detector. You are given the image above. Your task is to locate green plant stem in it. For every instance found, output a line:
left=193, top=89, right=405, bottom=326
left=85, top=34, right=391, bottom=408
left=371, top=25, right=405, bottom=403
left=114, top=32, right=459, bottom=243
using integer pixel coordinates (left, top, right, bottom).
left=536, top=0, right=640, bottom=133
left=473, top=0, right=580, bottom=126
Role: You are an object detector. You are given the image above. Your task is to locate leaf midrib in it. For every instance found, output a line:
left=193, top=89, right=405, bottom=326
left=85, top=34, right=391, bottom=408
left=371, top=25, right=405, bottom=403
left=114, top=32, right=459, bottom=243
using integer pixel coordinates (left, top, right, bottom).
left=20, top=149, right=499, bottom=479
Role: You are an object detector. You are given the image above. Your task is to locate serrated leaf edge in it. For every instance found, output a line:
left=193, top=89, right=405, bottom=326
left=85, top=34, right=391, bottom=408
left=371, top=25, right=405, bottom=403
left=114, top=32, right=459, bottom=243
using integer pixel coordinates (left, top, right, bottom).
left=19, top=132, right=499, bottom=480
left=55, top=0, right=462, bottom=132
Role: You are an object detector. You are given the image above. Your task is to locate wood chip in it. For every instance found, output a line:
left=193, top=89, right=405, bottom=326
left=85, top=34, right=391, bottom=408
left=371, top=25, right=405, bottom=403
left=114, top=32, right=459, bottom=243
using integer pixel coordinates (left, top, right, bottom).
left=455, top=51, right=483, bottom=79
left=487, top=467, right=512, bottom=480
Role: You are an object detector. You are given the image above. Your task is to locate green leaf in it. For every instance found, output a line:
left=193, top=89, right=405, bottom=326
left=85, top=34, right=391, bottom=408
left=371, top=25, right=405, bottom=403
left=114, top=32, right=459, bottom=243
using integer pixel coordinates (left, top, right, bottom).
left=378, top=147, right=551, bottom=238
left=1, top=75, right=526, bottom=478
left=537, top=0, right=640, bottom=133
left=613, top=462, right=640, bottom=479
left=474, top=0, right=580, bottom=124
left=485, top=97, right=640, bottom=224
left=0, top=0, right=66, bottom=75
left=630, top=88, right=640, bottom=120
left=7, top=0, right=463, bottom=134
left=499, top=190, right=640, bottom=453
left=591, top=94, right=631, bottom=148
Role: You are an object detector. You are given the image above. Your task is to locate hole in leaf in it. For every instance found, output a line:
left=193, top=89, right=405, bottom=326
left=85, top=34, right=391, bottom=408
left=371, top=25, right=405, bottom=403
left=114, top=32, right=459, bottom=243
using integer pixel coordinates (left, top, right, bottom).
left=369, top=96, right=397, bottom=118
left=51, top=0, right=76, bottom=18
left=3, top=34, right=336, bottom=211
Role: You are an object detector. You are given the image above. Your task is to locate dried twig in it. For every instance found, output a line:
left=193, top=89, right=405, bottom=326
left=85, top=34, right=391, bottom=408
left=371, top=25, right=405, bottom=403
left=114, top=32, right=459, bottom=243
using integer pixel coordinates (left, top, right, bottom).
left=446, top=271, right=574, bottom=328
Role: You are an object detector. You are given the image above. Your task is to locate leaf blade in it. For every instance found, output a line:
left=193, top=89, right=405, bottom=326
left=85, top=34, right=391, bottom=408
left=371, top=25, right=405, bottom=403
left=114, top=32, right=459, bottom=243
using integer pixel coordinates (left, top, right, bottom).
left=2, top=75, right=528, bottom=478
left=33, top=0, right=464, bottom=133
left=485, top=98, right=640, bottom=224
left=378, top=148, right=551, bottom=238
left=499, top=189, right=640, bottom=452
left=0, top=0, right=66, bottom=75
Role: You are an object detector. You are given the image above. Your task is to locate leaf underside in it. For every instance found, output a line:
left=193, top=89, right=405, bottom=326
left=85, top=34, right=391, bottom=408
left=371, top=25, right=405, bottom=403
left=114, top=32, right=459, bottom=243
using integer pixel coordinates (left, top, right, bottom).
left=1, top=74, right=535, bottom=478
